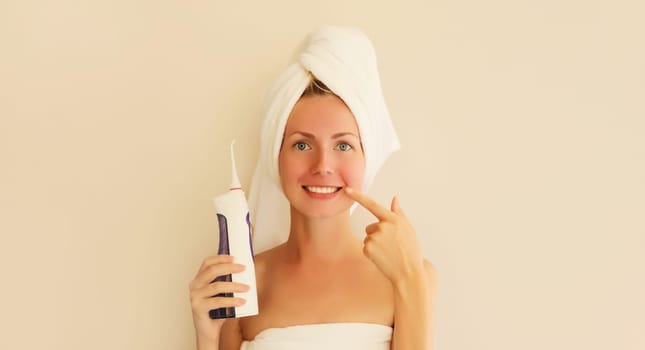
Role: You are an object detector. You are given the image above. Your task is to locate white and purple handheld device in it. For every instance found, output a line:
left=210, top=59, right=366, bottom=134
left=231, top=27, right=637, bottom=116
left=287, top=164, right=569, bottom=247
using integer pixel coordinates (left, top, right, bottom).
left=209, top=140, right=258, bottom=319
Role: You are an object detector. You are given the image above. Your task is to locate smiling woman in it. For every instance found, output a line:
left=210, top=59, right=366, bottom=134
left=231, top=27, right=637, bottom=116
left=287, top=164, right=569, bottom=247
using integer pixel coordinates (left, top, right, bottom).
left=188, top=25, right=436, bottom=350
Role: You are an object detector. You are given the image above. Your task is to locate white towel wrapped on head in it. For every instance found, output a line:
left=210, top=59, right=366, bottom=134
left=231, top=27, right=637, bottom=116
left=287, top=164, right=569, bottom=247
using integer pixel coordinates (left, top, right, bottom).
left=248, top=25, right=400, bottom=253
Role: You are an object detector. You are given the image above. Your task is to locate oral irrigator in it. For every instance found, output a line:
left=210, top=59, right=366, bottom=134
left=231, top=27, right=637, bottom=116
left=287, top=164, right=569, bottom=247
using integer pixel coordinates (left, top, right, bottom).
left=209, top=140, right=258, bottom=319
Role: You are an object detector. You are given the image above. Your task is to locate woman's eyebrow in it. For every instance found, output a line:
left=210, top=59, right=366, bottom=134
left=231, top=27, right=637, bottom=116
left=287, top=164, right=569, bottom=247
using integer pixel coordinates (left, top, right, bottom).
left=286, top=131, right=359, bottom=139
left=332, top=132, right=360, bottom=139
left=287, top=131, right=315, bottom=138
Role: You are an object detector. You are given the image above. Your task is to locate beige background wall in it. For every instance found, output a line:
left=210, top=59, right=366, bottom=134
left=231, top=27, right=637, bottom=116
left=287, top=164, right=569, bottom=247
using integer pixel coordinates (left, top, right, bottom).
left=1, top=0, right=643, bottom=349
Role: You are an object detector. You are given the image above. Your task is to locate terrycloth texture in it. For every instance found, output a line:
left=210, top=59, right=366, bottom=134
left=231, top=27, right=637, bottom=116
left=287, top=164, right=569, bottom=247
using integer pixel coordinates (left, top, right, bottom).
left=248, top=26, right=400, bottom=253
left=240, top=323, right=392, bottom=350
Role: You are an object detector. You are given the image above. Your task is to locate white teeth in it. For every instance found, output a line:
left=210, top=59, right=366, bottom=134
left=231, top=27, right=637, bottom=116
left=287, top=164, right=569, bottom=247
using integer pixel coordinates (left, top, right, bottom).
left=305, top=186, right=340, bottom=194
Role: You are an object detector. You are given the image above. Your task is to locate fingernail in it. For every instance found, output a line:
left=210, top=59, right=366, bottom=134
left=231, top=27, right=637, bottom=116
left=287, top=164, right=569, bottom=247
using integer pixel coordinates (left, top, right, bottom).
left=236, top=298, right=246, bottom=306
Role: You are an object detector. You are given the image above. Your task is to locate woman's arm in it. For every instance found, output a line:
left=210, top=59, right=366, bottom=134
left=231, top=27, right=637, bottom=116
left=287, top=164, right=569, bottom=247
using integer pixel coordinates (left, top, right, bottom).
left=189, top=255, right=247, bottom=350
left=343, top=188, right=437, bottom=350
left=391, top=260, right=437, bottom=350
left=193, top=318, right=242, bottom=350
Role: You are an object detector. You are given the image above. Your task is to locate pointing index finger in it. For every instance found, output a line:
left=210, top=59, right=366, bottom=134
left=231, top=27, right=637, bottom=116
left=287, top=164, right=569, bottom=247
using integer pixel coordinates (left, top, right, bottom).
left=344, top=187, right=392, bottom=220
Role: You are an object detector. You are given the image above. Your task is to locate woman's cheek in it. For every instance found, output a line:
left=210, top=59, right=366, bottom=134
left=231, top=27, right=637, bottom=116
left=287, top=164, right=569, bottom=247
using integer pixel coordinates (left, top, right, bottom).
left=344, top=159, right=365, bottom=189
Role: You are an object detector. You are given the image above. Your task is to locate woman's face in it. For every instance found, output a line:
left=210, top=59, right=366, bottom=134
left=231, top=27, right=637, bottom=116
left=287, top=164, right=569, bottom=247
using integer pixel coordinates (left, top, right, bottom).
left=279, top=94, right=365, bottom=219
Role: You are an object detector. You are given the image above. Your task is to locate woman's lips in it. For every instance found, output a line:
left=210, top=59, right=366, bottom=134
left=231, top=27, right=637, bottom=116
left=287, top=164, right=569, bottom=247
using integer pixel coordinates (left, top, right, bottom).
left=302, top=185, right=343, bottom=199
left=303, top=185, right=342, bottom=194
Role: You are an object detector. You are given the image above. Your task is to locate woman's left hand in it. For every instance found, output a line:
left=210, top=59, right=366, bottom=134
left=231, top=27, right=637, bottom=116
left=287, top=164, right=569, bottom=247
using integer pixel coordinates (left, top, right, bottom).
left=344, top=187, right=425, bottom=288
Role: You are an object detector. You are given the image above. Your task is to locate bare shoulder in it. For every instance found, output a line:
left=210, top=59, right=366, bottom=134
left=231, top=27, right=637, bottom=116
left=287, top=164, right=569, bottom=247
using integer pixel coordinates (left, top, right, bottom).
left=252, top=243, right=285, bottom=277
left=247, top=243, right=287, bottom=298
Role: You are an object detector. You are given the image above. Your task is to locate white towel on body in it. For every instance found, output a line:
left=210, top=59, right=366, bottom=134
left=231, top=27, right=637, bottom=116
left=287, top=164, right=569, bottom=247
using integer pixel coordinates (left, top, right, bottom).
left=240, top=323, right=392, bottom=350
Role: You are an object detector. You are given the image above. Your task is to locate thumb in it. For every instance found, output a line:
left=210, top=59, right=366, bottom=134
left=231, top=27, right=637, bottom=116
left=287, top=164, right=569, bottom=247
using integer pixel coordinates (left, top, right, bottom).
left=390, top=196, right=403, bottom=214
left=390, top=195, right=405, bottom=216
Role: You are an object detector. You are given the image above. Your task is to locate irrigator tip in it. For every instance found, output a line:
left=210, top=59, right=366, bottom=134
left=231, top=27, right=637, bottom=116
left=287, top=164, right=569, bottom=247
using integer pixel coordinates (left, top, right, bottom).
left=229, top=140, right=242, bottom=191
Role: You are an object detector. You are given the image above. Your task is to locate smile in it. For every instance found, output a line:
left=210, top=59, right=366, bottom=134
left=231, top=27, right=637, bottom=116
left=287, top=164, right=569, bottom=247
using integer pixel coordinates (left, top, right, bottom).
left=303, top=186, right=342, bottom=194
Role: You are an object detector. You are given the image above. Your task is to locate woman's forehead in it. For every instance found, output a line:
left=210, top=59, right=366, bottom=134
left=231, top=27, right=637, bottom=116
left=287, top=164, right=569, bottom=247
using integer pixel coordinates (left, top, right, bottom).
left=285, top=95, right=359, bottom=135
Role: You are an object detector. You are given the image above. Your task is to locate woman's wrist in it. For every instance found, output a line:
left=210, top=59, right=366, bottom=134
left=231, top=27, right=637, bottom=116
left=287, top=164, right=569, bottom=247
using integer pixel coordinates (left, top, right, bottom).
left=392, top=261, right=427, bottom=293
left=196, top=334, right=218, bottom=350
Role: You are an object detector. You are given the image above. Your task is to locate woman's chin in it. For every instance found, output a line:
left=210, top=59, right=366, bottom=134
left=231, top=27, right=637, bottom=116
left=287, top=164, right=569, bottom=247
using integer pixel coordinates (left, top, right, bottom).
left=290, top=203, right=353, bottom=221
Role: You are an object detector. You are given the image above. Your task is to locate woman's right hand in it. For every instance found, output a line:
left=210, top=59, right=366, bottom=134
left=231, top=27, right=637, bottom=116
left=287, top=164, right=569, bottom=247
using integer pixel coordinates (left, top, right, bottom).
left=189, top=255, right=249, bottom=343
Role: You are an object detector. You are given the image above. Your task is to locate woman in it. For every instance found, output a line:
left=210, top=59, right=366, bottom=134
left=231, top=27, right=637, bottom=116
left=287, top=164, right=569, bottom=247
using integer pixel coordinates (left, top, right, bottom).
left=189, top=26, right=436, bottom=350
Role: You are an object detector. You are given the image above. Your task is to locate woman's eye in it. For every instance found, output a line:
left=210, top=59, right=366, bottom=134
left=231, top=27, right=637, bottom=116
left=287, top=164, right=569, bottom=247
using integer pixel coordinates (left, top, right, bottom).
left=294, top=142, right=311, bottom=151
left=335, top=143, right=353, bottom=152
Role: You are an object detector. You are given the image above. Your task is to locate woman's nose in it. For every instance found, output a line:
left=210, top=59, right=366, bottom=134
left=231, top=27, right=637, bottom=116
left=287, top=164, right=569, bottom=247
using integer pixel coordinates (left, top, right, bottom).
left=311, top=150, right=334, bottom=175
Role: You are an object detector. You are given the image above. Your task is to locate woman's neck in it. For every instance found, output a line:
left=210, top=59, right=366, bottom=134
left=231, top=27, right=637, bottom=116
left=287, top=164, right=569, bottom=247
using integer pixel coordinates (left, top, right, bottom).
left=284, top=208, right=362, bottom=264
